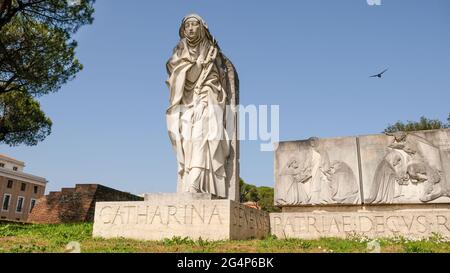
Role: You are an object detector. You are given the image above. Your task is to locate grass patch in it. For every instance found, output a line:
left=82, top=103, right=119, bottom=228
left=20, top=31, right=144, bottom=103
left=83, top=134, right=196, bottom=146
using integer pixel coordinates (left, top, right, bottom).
left=0, top=222, right=449, bottom=253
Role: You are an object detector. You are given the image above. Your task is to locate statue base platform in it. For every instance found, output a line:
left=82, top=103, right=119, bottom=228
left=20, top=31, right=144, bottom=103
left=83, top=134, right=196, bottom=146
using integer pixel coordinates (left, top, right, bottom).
left=93, top=193, right=270, bottom=241
left=143, top=192, right=218, bottom=202
left=270, top=204, right=450, bottom=240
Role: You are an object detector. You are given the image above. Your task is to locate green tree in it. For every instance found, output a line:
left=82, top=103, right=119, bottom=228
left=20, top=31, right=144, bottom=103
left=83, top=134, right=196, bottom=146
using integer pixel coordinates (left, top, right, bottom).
left=384, top=115, right=450, bottom=134
left=240, top=178, right=258, bottom=203
left=256, top=186, right=280, bottom=213
left=0, top=0, right=95, bottom=146
left=0, top=0, right=94, bottom=32
left=0, top=90, right=52, bottom=145
left=239, top=178, right=280, bottom=213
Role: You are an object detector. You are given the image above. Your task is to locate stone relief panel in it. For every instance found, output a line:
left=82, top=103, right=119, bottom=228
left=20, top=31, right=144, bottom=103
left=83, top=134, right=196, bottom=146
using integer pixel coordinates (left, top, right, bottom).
left=275, top=137, right=361, bottom=206
left=360, top=130, right=450, bottom=204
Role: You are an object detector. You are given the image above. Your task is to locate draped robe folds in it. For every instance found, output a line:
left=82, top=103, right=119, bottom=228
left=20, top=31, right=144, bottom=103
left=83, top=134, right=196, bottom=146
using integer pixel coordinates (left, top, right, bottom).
left=366, top=149, right=409, bottom=203
left=166, top=36, right=231, bottom=198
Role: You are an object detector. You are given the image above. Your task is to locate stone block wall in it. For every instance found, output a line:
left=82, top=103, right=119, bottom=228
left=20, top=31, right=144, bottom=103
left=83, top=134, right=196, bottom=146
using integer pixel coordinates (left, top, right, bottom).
left=28, top=184, right=143, bottom=224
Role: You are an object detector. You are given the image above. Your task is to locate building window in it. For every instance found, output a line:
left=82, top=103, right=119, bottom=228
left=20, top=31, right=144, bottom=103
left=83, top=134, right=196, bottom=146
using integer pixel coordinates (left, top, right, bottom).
left=30, top=199, right=37, bottom=213
left=2, top=194, right=11, bottom=211
left=16, top=196, right=24, bottom=213
left=7, top=180, right=13, bottom=189
left=34, top=186, right=38, bottom=194
left=13, top=166, right=18, bottom=171
left=0, top=163, right=4, bottom=168
left=21, top=183, right=26, bottom=191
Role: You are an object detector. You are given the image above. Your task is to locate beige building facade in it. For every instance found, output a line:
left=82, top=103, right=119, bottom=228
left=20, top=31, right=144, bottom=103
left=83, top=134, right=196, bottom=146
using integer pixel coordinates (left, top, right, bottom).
left=0, top=154, right=47, bottom=221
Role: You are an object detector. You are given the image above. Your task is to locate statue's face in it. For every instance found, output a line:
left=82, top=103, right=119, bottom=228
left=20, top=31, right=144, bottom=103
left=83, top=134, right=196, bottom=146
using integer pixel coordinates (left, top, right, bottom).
left=184, top=18, right=201, bottom=39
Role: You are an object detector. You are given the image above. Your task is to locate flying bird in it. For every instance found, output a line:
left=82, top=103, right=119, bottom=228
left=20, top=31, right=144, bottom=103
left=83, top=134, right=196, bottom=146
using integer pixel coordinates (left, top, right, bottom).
left=370, top=68, right=388, bottom=78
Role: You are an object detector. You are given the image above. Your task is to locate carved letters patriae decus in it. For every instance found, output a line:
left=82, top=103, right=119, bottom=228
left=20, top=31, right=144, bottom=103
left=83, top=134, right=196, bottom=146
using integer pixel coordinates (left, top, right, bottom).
left=272, top=212, right=450, bottom=238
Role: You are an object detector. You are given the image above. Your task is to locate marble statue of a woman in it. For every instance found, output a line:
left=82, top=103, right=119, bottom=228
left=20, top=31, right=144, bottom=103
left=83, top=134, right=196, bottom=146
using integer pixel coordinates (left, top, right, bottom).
left=165, top=14, right=239, bottom=199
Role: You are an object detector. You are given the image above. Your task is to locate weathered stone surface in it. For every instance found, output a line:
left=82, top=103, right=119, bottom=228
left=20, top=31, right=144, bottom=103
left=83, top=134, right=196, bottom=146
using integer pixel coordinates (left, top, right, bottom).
left=93, top=199, right=269, bottom=241
left=143, top=192, right=216, bottom=202
left=274, top=129, right=450, bottom=206
left=165, top=14, right=239, bottom=201
left=274, top=136, right=361, bottom=206
left=360, top=130, right=450, bottom=204
left=271, top=205, right=450, bottom=239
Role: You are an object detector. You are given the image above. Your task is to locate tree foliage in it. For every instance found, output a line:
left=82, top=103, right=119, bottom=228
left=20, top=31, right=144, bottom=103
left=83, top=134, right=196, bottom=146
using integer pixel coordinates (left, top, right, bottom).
left=0, top=0, right=94, bottom=33
left=0, top=0, right=95, bottom=145
left=1, top=15, right=82, bottom=96
left=240, top=178, right=280, bottom=213
left=384, top=115, right=450, bottom=134
left=0, top=90, right=52, bottom=145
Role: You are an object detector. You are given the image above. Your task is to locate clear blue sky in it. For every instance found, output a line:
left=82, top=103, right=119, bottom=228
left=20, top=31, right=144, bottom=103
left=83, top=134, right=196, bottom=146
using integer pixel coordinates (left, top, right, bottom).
left=1, top=0, right=449, bottom=195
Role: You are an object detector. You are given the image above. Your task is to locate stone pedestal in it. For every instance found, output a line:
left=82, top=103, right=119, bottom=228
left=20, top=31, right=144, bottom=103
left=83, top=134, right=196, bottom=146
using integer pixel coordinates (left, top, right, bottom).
left=143, top=192, right=217, bottom=202
left=93, top=194, right=270, bottom=241
left=270, top=204, right=450, bottom=240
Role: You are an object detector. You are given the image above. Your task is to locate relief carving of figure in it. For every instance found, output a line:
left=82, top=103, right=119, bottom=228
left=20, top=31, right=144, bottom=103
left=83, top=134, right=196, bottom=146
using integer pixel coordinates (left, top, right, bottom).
left=366, top=132, right=447, bottom=203
left=276, top=137, right=359, bottom=205
left=365, top=149, right=409, bottom=203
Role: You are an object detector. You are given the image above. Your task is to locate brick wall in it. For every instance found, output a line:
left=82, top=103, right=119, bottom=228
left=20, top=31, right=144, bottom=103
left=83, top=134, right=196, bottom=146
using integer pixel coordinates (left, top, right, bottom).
left=28, top=184, right=143, bottom=224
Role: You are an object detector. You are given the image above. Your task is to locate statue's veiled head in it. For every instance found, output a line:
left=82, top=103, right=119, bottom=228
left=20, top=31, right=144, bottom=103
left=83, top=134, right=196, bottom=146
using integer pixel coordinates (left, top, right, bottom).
left=179, top=14, right=211, bottom=46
